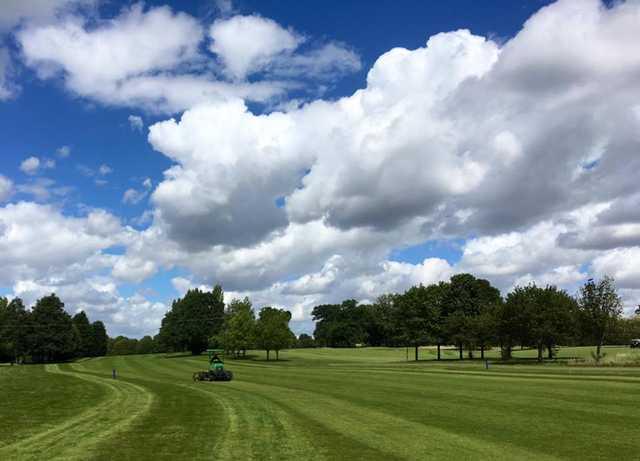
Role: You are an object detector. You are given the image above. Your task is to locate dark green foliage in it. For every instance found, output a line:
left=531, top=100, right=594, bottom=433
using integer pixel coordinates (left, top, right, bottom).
left=137, top=335, right=156, bottom=354
left=108, top=336, right=140, bottom=355
left=72, top=311, right=92, bottom=357
left=530, top=286, right=578, bottom=360
left=256, top=307, right=295, bottom=360
left=577, top=276, right=623, bottom=360
left=28, top=294, right=76, bottom=363
left=306, top=274, right=625, bottom=360
left=499, top=285, right=578, bottom=361
left=608, top=316, right=640, bottom=344
left=158, top=284, right=225, bottom=355
left=395, top=284, right=443, bottom=360
left=441, top=274, right=502, bottom=358
left=442, top=274, right=502, bottom=317
left=217, top=297, right=256, bottom=357
left=312, top=300, right=369, bottom=347
left=296, top=333, right=316, bottom=348
left=498, top=287, right=535, bottom=359
left=366, top=294, right=401, bottom=346
left=90, top=321, right=108, bottom=356
left=0, top=297, right=30, bottom=363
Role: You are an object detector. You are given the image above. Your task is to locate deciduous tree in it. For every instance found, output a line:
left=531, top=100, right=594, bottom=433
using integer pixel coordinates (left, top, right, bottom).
left=256, top=307, right=295, bottom=360
left=577, top=276, right=622, bottom=361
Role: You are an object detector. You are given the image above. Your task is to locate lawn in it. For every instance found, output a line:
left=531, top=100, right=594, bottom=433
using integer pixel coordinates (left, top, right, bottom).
left=1, top=346, right=640, bottom=460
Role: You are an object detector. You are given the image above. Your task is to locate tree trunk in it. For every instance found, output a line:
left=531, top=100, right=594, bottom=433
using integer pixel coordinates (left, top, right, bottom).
left=547, top=345, right=553, bottom=360
left=458, top=343, right=463, bottom=360
left=414, top=345, right=419, bottom=361
left=266, top=350, right=270, bottom=361
left=596, top=342, right=602, bottom=361
left=501, top=344, right=512, bottom=360
left=537, top=343, right=543, bottom=362
left=437, top=343, right=441, bottom=361
left=480, top=344, right=485, bottom=360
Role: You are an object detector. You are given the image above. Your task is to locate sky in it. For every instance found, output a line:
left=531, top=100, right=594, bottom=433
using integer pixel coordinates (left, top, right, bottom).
left=1, top=0, right=639, bottom=337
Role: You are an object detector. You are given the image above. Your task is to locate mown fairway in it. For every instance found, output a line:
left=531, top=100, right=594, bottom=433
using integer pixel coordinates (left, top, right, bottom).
left=2, top=346, right=640, bottom=460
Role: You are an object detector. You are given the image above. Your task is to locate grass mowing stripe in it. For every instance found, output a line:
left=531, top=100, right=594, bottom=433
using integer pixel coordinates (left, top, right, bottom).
left=231, top=380, right=561, bottom=461
left=77, top=356, right=226, bottom=460
left=0, top=365, right=106, bottom=447
left=0, top=363, right=153, bottom=460
left=113, top=356, right=392, bottom=460
left=6, top=347, right=640, bottom=460
left=184, top=382, right=325, bottom=460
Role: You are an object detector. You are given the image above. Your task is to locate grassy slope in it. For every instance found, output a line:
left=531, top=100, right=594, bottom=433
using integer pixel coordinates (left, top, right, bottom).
left=2, top=346, right=640, bottom=460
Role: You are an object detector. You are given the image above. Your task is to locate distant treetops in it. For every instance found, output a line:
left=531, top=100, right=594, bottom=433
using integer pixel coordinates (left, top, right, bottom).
left=0, top=294, right=108, bottom=363
left=158, top=286, right=296, bottom=360
left=1, top=274, right=633, bottom=364
left=312, top=274, right=628, bottom=362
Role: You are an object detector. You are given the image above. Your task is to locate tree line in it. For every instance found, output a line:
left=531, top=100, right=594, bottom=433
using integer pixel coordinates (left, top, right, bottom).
left=312, top=274, right=631, bottom=362
left=0, top=294, right=108, bottom=363
left=3, top=274, right=633, bottom=364
left=157, top=286, right=296, bottom=360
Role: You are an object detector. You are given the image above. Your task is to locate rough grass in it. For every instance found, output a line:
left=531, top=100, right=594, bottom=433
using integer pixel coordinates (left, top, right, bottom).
left=567, top=349, right=640, bottom=367
left=2, top=346, right=640, bottom=460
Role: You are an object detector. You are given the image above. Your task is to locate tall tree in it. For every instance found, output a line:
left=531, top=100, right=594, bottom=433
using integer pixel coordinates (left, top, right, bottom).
left=530, top=285, right=578, bottom=360
left=90, top=321, right=108, bottom=356
left=256, top=307, right=295, bottom=360
left=496, top=289, right=532, bottom=360
left=395, top=284, right=441, bottom=361
left=0, top=297, right=8, bottom=362
left=218, top=297, right=256, bottom=357
left=28, top=294, right=76, bottom=363
left=72, top=311, right=92, bottom=357
left=442, top=274, right=501, bottom=359
left=577, top=276, right=623, bottom=360
left=158, top=285, right=225, bottom=355
left=367, top=295, right=401, bottom=347
left=0, top=298, right=29, bottom=363
left=467, top=308, right=497, bottom=360
left=312, top=300, right=369, bottom=347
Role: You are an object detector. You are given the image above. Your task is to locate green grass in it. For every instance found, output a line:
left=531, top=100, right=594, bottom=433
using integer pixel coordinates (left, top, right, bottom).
left=2, top=346, right=640, bottom=460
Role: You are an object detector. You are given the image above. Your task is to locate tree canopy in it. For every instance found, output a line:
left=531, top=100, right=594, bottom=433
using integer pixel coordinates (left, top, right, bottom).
left=256, top=307, right=295, bottom=360
left=158, top=285, right=225, bottom=355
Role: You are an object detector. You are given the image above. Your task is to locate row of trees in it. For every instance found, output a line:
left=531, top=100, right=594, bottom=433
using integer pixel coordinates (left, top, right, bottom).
left=107, top=335, right=160, bottom=355
left=158, top=286, right=296, bottom=360
left=313, top=274, right=626, bottom=361
left=106, top=330, right=317, bottom=356
left=0, top=294, right=108, bottom=363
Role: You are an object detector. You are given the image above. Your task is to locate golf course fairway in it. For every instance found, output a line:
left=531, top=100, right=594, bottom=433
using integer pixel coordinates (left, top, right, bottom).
left=2, top=346, right=639, bottom=460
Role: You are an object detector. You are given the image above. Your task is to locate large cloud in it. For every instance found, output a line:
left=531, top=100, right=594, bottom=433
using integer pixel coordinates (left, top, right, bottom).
left=16, top=4, right=287, bottom=112
left=145, top=0, right=640, bottom=248
left=209, top=15, right=303, bottom=80
left=131, top=0, right=640, bottom=314
left=208, top=14, right=360, bottom=82
left=6, top=0, right=640, bottom=337
left=0, top=0, right=95, bottom=99
left=16, top=5, right=360, bottom=112
left=0, top=201, right=167, bottom=336
left=0, top=202, right=126, bottom=284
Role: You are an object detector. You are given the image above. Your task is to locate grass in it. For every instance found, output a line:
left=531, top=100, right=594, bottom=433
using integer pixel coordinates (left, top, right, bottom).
left=2, top=346, right=640, bottom=460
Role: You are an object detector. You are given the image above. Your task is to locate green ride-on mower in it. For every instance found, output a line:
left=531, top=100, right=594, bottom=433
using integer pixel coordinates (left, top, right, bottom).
left=193, top=349, right=234, bottom=382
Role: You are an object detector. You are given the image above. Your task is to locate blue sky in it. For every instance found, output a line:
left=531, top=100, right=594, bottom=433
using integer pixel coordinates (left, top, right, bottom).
left=1, top=0, right=639, bottom=337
